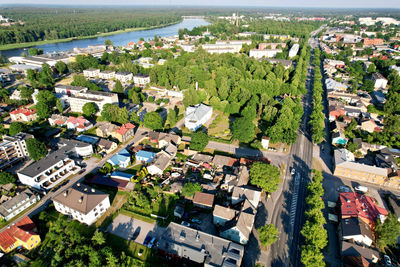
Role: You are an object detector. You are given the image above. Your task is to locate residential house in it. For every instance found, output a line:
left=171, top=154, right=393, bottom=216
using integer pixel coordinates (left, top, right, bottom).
left=220, top=209, right=255, bottom=245
left=371, top=90, right=386, bottom=107
left=388, top=196, right=400, bottom=222
left=192, top=192, right=215, bottom=209
left=67, top=116, right=93, bottom=132
left=231, top=186, right=261, bottom=209
left=213, top=205, right=238, bottom=226
left=339, top=217, right=373, bottom=247
left=10, top=108, right=37, bottom=122
left=371, top=73, right=388, bottom=89
left=133, top=74, right=150, bottom=86
left=375, top=147, right=399, bottom=176
left=334, top=149, right=388, bottom=185
left=111, top=123, right=135, bottom=143
left=158, top=132, right=181, bottom=148
left=98, top=139, right=117, bottom=154
left=96, top=122, right=118, bottom=138
left=98, top=70, right=115, bottom=80
left=0, top=133, right=32, bottom=171
left=115, top=71, right=133, bottom=82
left=288, top=44, right=299, bottom=58
left=107, top=149, right=131, bottom=168
left=158, top=222, right=244, bottom=267
left=341, top=241, right=379, bottom=264
left=17, top=150, right=80, bottom=191
left=48, top=114, right=68, bottom=127
left=325, top=78, right=348, bottom=92
left=135, top=150, right=156, bottom=163
left=213, top=155, right=238, bottom=169
left=147, top=144, right=177, bottom=175
left=83, top=68, right=100, bottom=78
left=184, top=103, right=213, bottom=131
left=363, top=38, right=383, bottom=46
left=249, top=49, right=282, bottom=59
left=261, top=137, right=270, bottom=149
left=75, top=135, right=99, bottom=145
left=324, top=59, right=346, bottom=68
left=0, top=217, right=41, bottom=253
left=53, top=183, right=110, bottom=225
left=329, top=105, right=346, bottom=121
left=361, top=120, right=379, bottom=133
left=0, top=189, right=39, bottom=221
left=56, top=138, right=94, bottom=158
left=339, top=192, right=388, bottom=227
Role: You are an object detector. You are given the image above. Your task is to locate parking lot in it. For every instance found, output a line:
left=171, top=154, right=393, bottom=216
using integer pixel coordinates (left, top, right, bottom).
left=107, top=214, right=165, bottom=245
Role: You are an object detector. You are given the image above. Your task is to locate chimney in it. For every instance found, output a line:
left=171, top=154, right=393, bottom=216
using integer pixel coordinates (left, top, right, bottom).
left=78, top=195, right=83, bottom=203
left=64, top=191, right=68, bottom=197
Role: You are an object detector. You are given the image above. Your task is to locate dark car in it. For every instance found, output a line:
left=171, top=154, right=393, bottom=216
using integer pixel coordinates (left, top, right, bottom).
left=131, top=227, right=141, bottom=241
left=143, top=236, right=152, bottom=246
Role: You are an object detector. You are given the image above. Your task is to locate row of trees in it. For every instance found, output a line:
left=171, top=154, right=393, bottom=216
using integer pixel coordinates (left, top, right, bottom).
left=309, top=48, right=325, bottom=144
left=300, top=170, right=328, bottom=267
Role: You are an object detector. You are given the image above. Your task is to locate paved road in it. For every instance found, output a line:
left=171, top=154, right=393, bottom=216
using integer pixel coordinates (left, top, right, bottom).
left=266, top=25, right=325, bottom=267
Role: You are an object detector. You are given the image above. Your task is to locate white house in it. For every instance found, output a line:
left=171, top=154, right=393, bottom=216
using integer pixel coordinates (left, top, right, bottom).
left=147, top=144, right=177, bottom=175
left=115, top=71, right=133, bottom=82
left=53, top=183, right=110, bottom=225
left=249, top=49, right=282, bottom=59
left=220, top=210, right=255, bottom=245
left=133, top=74, right=150, bottom=86
left=371, top=73, right=388, bottom=89
left=213, top=205, right=237, bottom=226
left=83, top=68, right=100, bottom=78
left=261, top=137, right=270, bottom=149
left=184, top=103, right=213, bottom=131
left=17, top=150, right=80, bottom=191
left=0, top=189, right=40, bottom=221
left=340, top=217, right=373, bottom=247
left=98, top=70, right=115, bottom=80
left=57, top=138, right=94, bottom=158
left=0, top=133, right=33, bottom=171
left=288, top=44, right=299, bottom=58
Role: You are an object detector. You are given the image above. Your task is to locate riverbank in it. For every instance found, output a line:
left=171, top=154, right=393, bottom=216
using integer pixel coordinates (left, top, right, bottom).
left=0, top=19, right=182, bottom=52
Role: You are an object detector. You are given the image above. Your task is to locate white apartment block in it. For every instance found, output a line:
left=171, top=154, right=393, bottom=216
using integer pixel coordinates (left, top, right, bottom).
left=83, top=68, right=100, bottom=78
left=99, top=70, right=115, bottom=80
left=288, top=44, right=300, bottom=58
left=0, top=189, right=40, bottom=221
left=53, top=183, right=110, bottom=225
left=17, top=150, right=80, bottom=191
left=185, top=103, right=213, bottom=131
left=0, top=133, right=32, bottom=171
left=55, top=84, right=118, bottom=114
left=133, top=74, right=150, bottom=86
left=249, top=49, right=282, bottom=59
left=115, top=71, right=133, bottom=82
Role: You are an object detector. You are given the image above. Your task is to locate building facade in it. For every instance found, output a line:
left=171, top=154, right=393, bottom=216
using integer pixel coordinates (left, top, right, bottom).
left=0, top=133, right=32, bottom=171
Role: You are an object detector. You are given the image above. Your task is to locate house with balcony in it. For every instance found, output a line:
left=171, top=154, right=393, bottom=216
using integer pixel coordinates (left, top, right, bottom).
left=0, top=133, right=32, bottom=171
left=0, top=189, right=40, bottom=221
left=56, top=138, right=94, bottom=158
left=53, top=183, right=110, bottom=225
left=10, top=108, right=37, bottom=122
left=17, top=150, right=80, bottom=191
left=98, top=70, right=115, bottom=80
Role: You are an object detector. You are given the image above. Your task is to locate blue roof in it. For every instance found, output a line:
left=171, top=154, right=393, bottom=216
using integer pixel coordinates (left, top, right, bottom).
left=118, top=149, right=130, bottom=157
left=76, top=135, right=99, bottom=144
left=110, top=171, right=134, bottom=179
left=108, top=153, right=130, bottom=166
left=136, top=150, right=156, bottom=159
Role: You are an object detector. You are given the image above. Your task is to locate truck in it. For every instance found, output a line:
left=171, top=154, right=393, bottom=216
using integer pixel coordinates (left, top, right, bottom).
left=354, top=185, right=368, bottom=193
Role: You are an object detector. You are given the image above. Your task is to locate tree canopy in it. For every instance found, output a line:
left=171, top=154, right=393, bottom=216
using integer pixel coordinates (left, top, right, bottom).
left=231, top=116, right=255, bottom=143
left=82, top=102, right=99, bottom=118
left=249, top=162, right=280, bottom=193
left=258, top=224, right=279, bottom=246
left=143, top=111, right=163, bottom=130
left=375, top=213, right=400, bottom=250
left=181, top=182, right=202, bottom=197
left=26, top=138, right=47, bottom=161
left=0, top=172, right=16, bottom=185
left=189, top=131, right=209, bottom=151
left=9, top=122, right=27, bottom=136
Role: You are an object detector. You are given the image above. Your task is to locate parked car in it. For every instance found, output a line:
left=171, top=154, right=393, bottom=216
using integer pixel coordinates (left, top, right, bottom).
left=148, top=237, right=157, bottom=248
left=354, top=185, right=368, bottom=193
left=337, top=185, right=352, bottom=192
left=181, top=221, right=191, bottom=227
left=384, top=255, right=391, bottom=266
left=143, top=236, right=152, bottom=246
left=291, top=168, right=295, bottom=175
left=191, top=218, right=201, bottom=224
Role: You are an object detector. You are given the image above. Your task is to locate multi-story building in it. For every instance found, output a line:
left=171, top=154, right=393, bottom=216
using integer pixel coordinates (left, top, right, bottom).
left=52, top=183, right=110, bottom=225
left=96, top=122, right=118, bottom=138
left=363, top=38, right=384, bottom=46
left=55, top=85, right=118, bottom=114
left=83, top=68, right=100, bottom=78
left=249, top=49, right=282, bottom=59
left=115, top=71, right=133, bottom=82
left=111, top=123, right=135, bottom=143
left=56, top=138, right=94, bottom=158
left=0, top=189, right=40, bottom=221
left=10, top=108, right=37, bottom=122
left=98, top=70, right=115, bottom=80
left=258, top=43, right=286, bottom=50
left=288, top=44, right=300, bottom=58
left=133, top=74, right=150, bottom=86
left=17, top=150, right=80, bottom=191
left=0, top=133, right=32, bottom=171
left=184, top=103, right=213, bottom=131
left=371, top=73, right=388, bottom=89
left=0, top=217, right=41, bottom=253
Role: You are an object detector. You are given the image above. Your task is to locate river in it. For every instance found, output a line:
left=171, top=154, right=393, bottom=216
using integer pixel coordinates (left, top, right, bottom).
left=1, top=18, right=209, bottom=58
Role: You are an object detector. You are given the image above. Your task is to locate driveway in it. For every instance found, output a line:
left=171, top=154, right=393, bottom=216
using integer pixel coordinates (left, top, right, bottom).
left=107, top=214, right=165, bottom=244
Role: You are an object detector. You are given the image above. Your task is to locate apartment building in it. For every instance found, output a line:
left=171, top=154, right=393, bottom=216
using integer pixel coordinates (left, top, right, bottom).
left=258, top=43, right=286, bottom=50
left=334, top=149, right=388, bottom=185
left=10, top=108, right=37, bottom=122
left=53, top=183, right=110, bottom=225
left=288, top=44, right=300, bottom=58
left=249, top=49, right=282, bottom=59
left=17, top=150, right=80, bottom=191
left=98, top=70, right=115, bottom=80
left=371, top=73, right=388, bottom=89
left=133, top=74, right=150, bottom=86
left=0, top=133, right=33, bottom=171
left=55, top=84, right=118, bottom=114
left=115, top=71, right=133, bottom=82
left=111, top=123, right=135, bottom=143
left=83, top=68, right=100, bottom=78
left=363, top=38, right=384, bottom=46
left=0, top=189, right=40, bottom=221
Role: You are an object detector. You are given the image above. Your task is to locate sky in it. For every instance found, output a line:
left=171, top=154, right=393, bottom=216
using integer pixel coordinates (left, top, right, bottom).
left=1, top=0, right=399, bottom=9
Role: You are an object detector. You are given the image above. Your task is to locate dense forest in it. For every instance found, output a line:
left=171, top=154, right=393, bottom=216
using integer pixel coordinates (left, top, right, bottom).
left=0, top=8, right=182, bottom=45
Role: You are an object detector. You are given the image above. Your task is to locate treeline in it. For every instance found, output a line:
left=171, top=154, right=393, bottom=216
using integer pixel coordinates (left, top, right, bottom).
left=309, top=47, right=325, bottom=144
left=0, top=7, right=181, bottom=45
left=300, top=170, right=328, bottom=267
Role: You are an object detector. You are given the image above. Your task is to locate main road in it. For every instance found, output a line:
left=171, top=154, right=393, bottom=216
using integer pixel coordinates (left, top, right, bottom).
left=266, top=26, right=325, bottom=267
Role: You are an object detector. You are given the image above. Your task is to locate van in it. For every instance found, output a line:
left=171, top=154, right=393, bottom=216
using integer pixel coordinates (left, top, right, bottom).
left=354, top=186, right=368, bottom=193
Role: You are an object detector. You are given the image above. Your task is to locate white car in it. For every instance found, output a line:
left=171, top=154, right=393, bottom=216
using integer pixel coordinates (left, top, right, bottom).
left=291, top=168, right=295, bottom=175
left=384, top=255, right=391, bottom=266
left=354, top=186, right=368, bottom=193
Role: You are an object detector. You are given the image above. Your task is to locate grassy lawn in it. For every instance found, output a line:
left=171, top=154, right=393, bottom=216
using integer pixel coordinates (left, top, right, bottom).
left=123, top=164, right=143, bottom=175
left=120, top=209, right=156, bottom=223
left=208, top=112, right=232, bottom=141
left=106, top=233, right=151, bottom=261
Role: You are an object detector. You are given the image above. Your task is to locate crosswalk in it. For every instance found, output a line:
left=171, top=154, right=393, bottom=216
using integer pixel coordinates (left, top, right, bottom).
left=289, top=173, right=301, bottom=227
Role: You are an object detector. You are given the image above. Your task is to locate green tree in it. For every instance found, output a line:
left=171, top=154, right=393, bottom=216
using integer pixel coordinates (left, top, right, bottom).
left=82, top=102, right=99, bottom=117
left=0, top=172, right=16, bottom=185
left=231, top=116, right=255, bottom=143
left=250, top=162, right=280, bottom=193
left=167, top=108, right=178, bottom=128
left=301, top=245, right=325, bottom=267
left=0, top=88, right=9, bottom=102
left=181, top=182, right=202, bottom=197
left=190, top=131, right=209, bottom=151
left=36, top=101, right=51, bottom=119
left=92, top=230, right=106, bottom=246
left=361, top=79, right=374, bottom=93
left=56, top=99, right=63, bottom=113
left=375, top=213, right=400, bottom=250
left=55, top=61, right=68, bottom=74
left=113, top=80, right=124, bottom=93
left=143, top=111, right=163, bottom=130
left=28, top=48, right=39, bottom=56
left=258, top=224, right=279, bottom=246
left=9, top=122, right=27, bottom=136
left=19, top=86, right=34, bottom=100
left=26, top=138, right=47, bottom=161
left=104, top=39, right=113, bottom=46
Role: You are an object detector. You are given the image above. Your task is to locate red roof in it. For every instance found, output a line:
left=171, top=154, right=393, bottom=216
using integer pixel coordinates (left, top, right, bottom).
left=114, top=123, right=135, bottom=136
left=339, top=192, right=388, bottom=224
left=67, top=116, right=89, bottom=128
left=0, top=216, right=37, bottom=250
left=10, top=108, right=36, bottom=116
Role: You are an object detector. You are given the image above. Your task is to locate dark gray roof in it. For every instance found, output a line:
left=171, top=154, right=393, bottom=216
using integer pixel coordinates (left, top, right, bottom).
left=0, top=189, right=36, bottom=217
left=18, top=150, right=66, bottom=178
left=341, top=241, right=379, bottom=264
